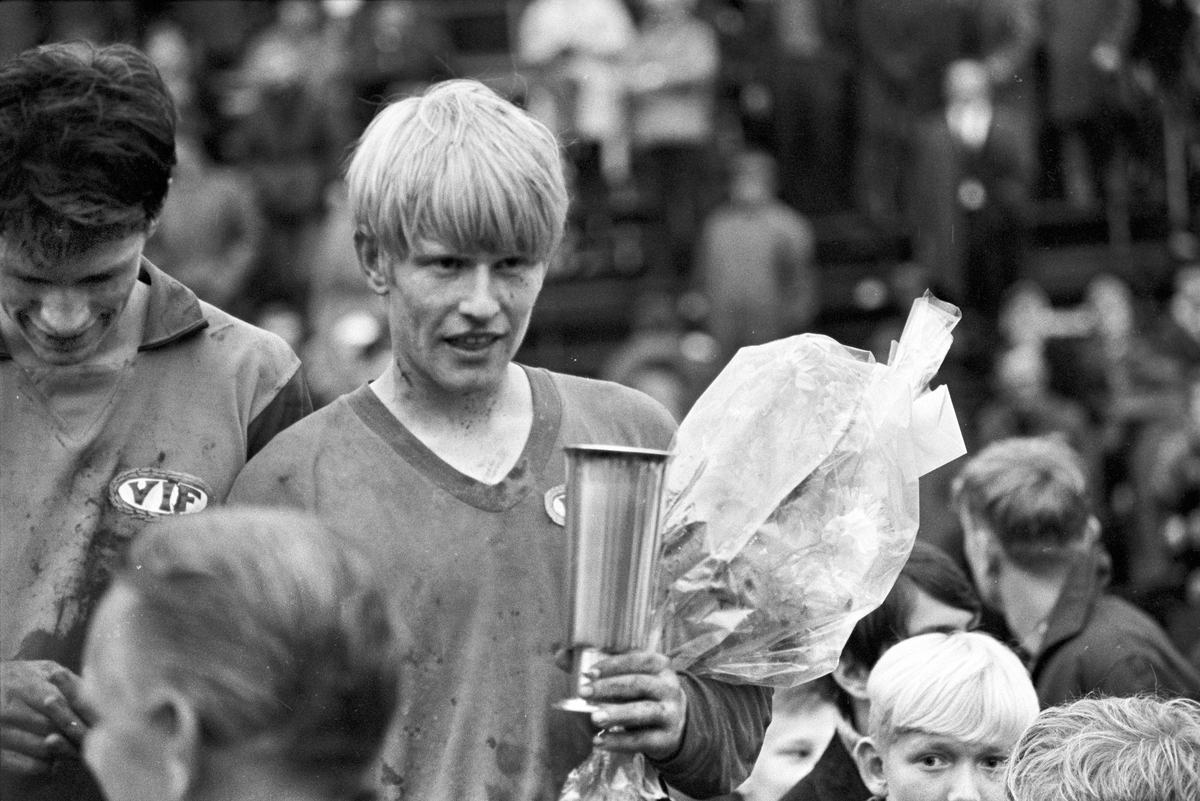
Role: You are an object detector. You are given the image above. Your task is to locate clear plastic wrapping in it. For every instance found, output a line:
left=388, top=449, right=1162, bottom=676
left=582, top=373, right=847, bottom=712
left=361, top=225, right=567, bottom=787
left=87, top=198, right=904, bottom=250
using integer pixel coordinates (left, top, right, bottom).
left=560, top=292, right=962, bottom=801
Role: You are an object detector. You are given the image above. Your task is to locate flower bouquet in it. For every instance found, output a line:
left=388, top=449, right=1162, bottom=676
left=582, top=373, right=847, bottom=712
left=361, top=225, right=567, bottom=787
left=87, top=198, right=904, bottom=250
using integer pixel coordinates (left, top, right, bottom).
left=560, top=292, right=965, bottom=801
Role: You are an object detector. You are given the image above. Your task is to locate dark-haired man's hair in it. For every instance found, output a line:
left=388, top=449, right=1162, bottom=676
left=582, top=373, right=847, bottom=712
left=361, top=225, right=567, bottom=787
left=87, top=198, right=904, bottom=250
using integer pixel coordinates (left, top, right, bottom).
left=951, top=436, right=1094, bottom=570
left=0, top=42, right=176, bottom=262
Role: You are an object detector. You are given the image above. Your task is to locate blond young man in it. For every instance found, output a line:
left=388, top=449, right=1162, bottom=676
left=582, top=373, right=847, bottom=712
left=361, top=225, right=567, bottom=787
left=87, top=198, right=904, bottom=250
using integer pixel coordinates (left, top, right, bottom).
left=229, top=79, right=770, bottom=801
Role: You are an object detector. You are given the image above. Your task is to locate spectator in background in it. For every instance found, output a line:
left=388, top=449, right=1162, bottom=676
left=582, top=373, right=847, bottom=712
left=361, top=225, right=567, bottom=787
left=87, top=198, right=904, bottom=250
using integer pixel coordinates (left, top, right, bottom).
left=342, top=1, right=454, bottom=136
left=965, top=0, right=1039, bottom=145
left=1047, top=274, right=1179, bottom=589
left=952, top=436, right=1200, bottom=706
left=854, top=0, right=964, bottom=224
left=974, top=344, right=1095, bottom=471
left=143, top=19, right=203, bottom=138
left=769, top=0, right=857, bottom=216
left=697, top=149, right=817, bottom=364
left=910, top=58, right=1033, bottom=318
left=1042, top=0, right=1140, bottom=208
left=851, top=631, right=1039, bottom=801
left=518, top=0, right=636, bottom=209
left=1136, top=372, right=1200, bottom=654
left=142, top=131, right=264, bottom=316
left=224, top=0, right=352, bottom=328
left=0, top=42, right=310, bottom=800
left=1154, top=262, right=1200, bottom=375
left=778, top=540, right=981, bottom=801
left=1006, top=695, right=1200, bottom=801
left=78, top=507, right=399, bottom=801
left=300, top=179, right=392, bottom=409
left=625, top=0, right=720, bottom=282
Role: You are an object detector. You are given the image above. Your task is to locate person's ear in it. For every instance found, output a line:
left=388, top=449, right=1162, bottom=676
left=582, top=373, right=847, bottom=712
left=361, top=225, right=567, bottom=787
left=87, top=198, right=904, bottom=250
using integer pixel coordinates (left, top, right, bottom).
left=355, top=231, right=391, bottom=296
left=147, top=690, right=201, bottom=801
left=853, top=736, right=888, bottom=799
left=831, top=655, right=870, bottom=702
left=146, top=216, right=162, bottom=240
left=1082, top=515, right=1101, bottom=549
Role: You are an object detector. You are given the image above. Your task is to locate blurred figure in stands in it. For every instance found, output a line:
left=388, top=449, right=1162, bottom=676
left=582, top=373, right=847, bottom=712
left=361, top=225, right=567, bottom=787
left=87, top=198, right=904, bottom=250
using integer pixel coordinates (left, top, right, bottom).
left=518, top=0, right=636, bottom=211
left=854, top=0, right=964, bottom=224
left=696, top=149, right=817, bottom=364
left=910, top=58, right=1033, bottom=319
left=769, top=0, right=858, bottom=216
left=143, top=131, right=263, bottom=317
left=1153, top=263, right=1200, bottom=375
left=224, top=0, right=352, bottom=329
left=625, top=0, right=720, bottom=281
left=975, top=345, right=1095, bottom=468
left=1042, top=0, right=1140, bottom=210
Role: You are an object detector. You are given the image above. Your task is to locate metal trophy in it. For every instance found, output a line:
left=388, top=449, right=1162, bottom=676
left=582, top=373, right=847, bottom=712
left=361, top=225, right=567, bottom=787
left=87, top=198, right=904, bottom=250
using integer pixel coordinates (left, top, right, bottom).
left=555, top=444, right=670, bottom=713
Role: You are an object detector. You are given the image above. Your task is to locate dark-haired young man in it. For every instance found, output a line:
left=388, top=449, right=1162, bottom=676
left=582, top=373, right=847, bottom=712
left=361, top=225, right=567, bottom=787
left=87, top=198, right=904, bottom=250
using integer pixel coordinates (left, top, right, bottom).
left=0, top=42, right=310, bottom=799
left=775, top=539, right=982, bottom=801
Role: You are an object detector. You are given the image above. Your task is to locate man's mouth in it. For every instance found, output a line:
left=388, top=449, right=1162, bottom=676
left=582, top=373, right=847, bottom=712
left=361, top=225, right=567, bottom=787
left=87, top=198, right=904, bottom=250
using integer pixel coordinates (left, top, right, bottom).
left=445, top=333, right=503, bottom=352
left=30, top=328, right=89, bottom=352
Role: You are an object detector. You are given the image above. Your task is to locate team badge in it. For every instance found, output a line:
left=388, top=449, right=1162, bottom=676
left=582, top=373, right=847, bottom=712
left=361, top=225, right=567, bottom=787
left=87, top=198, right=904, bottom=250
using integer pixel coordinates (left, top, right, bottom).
left=544, top=484, right=566, bottom=526
left=109, top=468, right=213, bottom=520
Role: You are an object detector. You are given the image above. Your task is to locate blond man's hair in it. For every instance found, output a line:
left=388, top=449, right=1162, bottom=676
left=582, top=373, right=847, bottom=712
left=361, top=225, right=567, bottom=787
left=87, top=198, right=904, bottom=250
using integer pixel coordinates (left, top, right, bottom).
left=345, top=79, right=569, bottom=264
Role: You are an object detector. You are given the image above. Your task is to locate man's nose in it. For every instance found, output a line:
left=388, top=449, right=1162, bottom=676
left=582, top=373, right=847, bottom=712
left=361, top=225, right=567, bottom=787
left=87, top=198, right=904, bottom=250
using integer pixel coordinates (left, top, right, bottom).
left=37, top=290, right=92, bottom=336
left=458, top=265, right=501, bottom=319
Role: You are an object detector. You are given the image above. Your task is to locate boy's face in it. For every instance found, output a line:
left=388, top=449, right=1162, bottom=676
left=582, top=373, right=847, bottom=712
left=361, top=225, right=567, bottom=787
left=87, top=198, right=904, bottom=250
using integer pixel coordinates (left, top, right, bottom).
left=739, top=691, right=841, bottom=801
left=378, top=239, right=547, bottom=399
left=0, top=231, right=146, bottom=366
left=877, top=729, right=1012, bottom=801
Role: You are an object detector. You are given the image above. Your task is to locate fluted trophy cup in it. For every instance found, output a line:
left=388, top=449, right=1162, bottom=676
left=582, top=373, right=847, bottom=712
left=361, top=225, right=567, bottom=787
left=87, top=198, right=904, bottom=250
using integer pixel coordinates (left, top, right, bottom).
left=555, top=444, right=670, bottom=713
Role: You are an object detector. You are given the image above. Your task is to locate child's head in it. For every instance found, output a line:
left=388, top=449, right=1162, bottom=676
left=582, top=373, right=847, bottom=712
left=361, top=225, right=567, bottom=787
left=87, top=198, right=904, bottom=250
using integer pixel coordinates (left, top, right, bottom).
left=345, top=79, right=569, bottom=266
left=833, top=540, right=980, bottom=728
left=853, top=631, right=1038, bottom=801
left=1006, top=695, right=1200, bottom=801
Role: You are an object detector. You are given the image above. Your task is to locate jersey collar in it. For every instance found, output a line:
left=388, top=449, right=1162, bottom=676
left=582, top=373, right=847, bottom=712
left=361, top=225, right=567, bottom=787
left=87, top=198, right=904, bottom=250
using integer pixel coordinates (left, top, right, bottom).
left=0, top=258, right=208, bottom=361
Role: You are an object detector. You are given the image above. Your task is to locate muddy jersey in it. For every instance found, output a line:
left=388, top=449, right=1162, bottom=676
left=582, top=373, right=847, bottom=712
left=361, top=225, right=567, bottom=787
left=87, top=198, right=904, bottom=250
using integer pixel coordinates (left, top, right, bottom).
left=229, top=368, right=770, bottom=801
left=1, top=260, right=310, bottom=672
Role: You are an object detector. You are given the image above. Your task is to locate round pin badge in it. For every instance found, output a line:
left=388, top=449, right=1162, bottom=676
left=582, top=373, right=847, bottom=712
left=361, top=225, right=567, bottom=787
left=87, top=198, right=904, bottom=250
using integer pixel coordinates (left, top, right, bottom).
left=544, top=484, right=566, bottom=526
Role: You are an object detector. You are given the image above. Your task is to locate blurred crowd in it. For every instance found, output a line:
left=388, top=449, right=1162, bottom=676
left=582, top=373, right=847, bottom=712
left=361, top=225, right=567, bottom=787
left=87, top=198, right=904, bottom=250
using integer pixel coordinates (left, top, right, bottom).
left=3, top=0, right=1199, bottom=657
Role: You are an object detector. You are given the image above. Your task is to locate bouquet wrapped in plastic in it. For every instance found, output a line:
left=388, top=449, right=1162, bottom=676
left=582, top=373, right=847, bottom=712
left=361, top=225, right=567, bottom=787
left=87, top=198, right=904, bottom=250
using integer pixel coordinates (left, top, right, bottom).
left=560, top=292, right=966, bottom=801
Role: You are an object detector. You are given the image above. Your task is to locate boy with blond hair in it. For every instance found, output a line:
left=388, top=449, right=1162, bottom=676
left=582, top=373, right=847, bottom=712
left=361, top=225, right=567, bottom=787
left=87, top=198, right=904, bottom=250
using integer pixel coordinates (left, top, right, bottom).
left=852, top=631, right=1038, bottom=801
left=1007, top=695, right=1200, bottom=801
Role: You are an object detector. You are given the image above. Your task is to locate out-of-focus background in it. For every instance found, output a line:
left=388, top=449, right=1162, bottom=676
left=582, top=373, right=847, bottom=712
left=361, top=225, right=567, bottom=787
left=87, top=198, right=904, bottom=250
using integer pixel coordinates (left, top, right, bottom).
left=3, top=0, right=1199, bottom=653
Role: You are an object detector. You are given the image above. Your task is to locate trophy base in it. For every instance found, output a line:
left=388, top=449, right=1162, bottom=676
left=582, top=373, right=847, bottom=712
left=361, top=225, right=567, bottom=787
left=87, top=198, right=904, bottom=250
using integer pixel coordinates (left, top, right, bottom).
left=554, top=646, right=606, bottom=714
left=553, top=697, right=601, bottom=714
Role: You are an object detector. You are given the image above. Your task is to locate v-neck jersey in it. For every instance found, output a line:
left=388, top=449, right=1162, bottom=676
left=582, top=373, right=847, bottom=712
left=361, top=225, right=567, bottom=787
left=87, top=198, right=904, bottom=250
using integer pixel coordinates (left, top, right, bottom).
left=345, top=365, right=563, bottom=512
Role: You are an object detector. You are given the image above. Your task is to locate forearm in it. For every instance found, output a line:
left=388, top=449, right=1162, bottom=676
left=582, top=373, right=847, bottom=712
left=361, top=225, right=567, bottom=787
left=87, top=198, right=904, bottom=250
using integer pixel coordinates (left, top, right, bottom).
left=649, top=674, right=771, bottom=798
